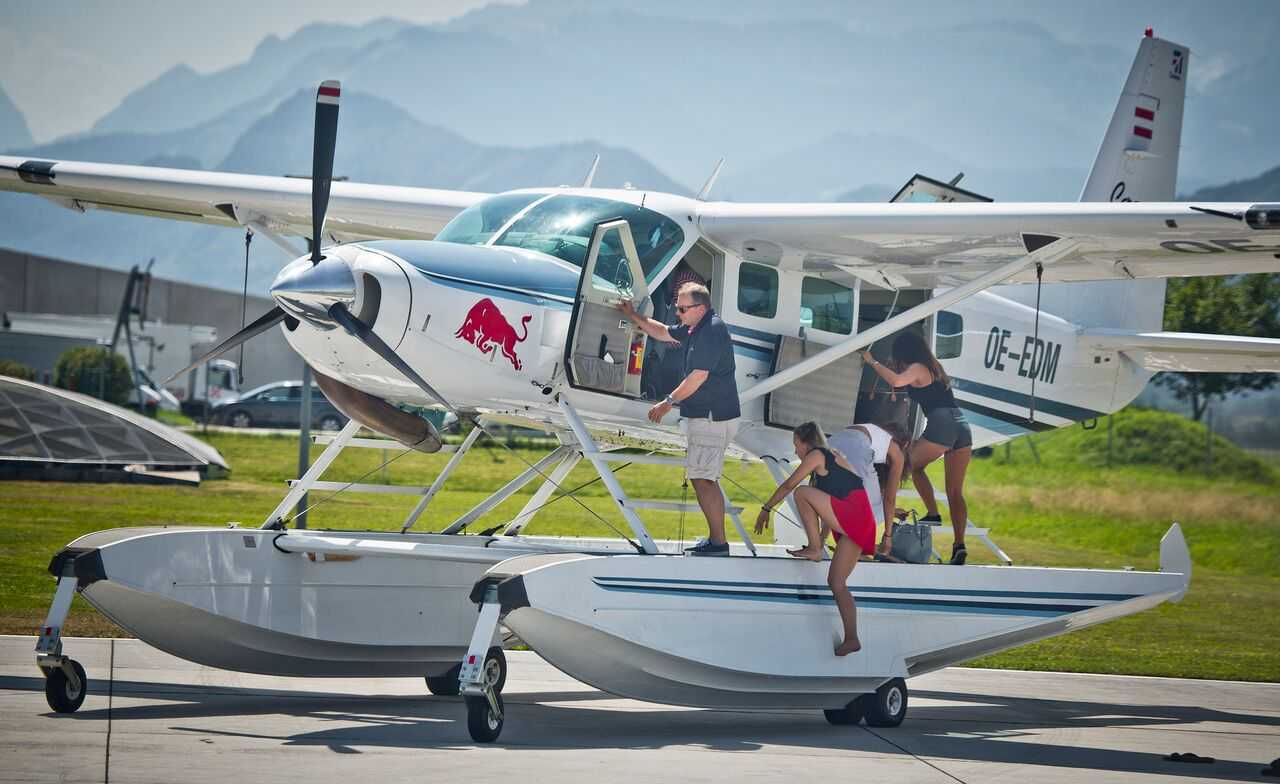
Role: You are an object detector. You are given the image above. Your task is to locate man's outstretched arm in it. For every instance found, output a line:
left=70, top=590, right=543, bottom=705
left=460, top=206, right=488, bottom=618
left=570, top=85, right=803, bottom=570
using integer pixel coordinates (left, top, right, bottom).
left=619, top=301, right=677, bottom=343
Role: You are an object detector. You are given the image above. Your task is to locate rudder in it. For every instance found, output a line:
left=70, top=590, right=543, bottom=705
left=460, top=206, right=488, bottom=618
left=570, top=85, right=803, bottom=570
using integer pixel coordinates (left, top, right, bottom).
left=1001, top=33, right=1189, bottom=332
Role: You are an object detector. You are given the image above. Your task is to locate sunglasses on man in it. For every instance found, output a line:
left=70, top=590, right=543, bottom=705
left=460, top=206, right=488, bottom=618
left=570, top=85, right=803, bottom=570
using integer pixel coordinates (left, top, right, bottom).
left=675, top=303, right=705, bottom=314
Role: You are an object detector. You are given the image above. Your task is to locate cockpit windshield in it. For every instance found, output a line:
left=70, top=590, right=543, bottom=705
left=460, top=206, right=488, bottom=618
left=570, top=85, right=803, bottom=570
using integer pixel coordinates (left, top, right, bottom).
left=434, top=192, right=542, bottom=246
left=436, top=193, right=685, bottom=281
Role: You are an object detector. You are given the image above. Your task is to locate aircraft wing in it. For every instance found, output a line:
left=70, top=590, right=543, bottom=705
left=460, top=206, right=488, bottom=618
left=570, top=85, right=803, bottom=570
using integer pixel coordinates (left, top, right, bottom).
left=1083, top=329, right=1280, bottom=373
left=0, top=155, right=488, bottom=242
left=696, top=201, right=1280, bottom=289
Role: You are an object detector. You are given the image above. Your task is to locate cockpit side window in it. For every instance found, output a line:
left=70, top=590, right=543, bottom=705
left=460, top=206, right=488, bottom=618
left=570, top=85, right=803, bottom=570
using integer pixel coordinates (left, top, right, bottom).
left=492, top=195, right=684, bottom=280
left=435, top=192, right=542, bottom=246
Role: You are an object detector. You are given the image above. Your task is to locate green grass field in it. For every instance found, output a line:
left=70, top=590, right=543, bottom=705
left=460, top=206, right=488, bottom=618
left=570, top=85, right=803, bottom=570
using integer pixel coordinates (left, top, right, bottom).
left=1, top=409, right=1277, bottom=681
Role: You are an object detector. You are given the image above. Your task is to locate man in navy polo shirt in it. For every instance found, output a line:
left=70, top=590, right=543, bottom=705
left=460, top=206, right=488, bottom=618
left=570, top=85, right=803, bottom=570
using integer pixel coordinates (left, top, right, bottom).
left=620, top=282, right=740, bottom=556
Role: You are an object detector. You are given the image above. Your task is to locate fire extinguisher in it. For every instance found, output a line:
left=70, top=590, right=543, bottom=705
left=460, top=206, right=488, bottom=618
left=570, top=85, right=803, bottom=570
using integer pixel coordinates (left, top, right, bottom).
left=628, top=334, right=645, bottom=375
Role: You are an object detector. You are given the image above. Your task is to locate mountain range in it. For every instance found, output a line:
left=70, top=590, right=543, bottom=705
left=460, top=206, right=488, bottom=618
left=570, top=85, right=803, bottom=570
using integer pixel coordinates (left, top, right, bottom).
left=1, top=4, right=1279, bottom=293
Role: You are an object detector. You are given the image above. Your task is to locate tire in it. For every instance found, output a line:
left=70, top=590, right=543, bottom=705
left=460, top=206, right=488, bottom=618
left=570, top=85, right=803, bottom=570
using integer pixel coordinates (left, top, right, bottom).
left=228, top=410, right=253, bottom=428
left=484, top=646, right=507, bottom=695
left=318, top=415, right=343, bottom=431
left=45, top=660, right=87, bottom=713
left=425, top=664, right=461, bottom=696
left=465, top=693, right=504, bottom=743
left=864, top=677, right=908, bottom=727
left=824, top=696, right=866, bottom=726
left=427, top=648, right=505, bottom=697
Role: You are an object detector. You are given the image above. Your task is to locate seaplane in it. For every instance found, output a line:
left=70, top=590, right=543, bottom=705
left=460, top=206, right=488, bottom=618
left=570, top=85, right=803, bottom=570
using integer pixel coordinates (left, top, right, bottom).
left=7, top=32, right=1280, bottom=741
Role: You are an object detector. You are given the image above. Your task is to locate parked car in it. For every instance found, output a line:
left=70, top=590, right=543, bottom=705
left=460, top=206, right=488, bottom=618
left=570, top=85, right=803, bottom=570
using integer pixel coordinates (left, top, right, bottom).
left=210, top=381, right=347, bottom=430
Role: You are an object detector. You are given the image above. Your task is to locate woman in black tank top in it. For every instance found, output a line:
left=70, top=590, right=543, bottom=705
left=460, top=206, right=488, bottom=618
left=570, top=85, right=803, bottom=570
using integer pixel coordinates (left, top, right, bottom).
left=755, top=422, right=875, bottom=656
left=863, top=330, right=975, bottom=566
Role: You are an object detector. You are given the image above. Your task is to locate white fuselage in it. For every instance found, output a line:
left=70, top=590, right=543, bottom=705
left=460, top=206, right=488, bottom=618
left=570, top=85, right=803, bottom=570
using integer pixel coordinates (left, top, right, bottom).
left=277, top=188, right=1154, bottom=462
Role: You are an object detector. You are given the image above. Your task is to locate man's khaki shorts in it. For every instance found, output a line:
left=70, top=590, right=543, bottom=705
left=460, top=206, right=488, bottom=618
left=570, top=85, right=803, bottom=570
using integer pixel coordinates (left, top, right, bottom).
left=682, top=416, right=740, bottom=481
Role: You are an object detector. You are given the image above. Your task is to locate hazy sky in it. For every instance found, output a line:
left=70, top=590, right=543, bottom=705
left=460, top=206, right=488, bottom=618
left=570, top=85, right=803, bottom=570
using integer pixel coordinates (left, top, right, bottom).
left=0, top=0, right=510, bottom=141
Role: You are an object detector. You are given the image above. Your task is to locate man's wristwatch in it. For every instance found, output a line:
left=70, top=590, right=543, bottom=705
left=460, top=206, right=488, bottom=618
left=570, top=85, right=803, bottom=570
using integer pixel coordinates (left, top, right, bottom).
left=663, top=394, right=677, bottom=406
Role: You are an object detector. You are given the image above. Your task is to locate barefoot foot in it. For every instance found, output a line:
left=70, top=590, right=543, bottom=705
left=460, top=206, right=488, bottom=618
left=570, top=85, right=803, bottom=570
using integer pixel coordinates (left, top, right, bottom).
left=835, top=639, right=862, bottom=656
left=787, top=547, right=824, bottom=562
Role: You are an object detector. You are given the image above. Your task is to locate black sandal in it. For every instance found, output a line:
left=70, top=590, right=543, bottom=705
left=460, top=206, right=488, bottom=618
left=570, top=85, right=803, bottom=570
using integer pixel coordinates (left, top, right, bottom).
left=949, top=543, right=968, bottom=565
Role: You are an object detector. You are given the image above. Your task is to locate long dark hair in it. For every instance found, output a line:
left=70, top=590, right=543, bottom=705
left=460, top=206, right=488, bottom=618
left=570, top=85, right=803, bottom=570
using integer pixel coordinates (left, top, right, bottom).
left=793, top=421, right=828, bottom=452
left=892, top=330, right=949, bottom=388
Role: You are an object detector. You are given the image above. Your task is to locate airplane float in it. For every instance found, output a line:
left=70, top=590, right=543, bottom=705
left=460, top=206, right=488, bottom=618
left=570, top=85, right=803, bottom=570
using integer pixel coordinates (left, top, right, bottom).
left=6, top=33, right=1279, bottom=741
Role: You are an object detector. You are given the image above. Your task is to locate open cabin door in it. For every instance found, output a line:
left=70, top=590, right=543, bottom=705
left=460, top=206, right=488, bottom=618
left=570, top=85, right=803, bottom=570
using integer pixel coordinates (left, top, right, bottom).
left=890, top=173, right=992, bottom=204
left=565, top=219, right=652, bottom=398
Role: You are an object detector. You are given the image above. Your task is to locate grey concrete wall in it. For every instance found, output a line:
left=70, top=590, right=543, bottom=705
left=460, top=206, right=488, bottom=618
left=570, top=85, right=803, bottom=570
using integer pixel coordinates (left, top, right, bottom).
left=0, top=248, right=303, bottom=389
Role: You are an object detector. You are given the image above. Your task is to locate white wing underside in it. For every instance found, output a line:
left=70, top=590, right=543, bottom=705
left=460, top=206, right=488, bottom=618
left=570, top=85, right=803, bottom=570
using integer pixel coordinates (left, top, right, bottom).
left=693, top=201, right=1280, bottom=289
left=3, top=154, right=1279, bottom=288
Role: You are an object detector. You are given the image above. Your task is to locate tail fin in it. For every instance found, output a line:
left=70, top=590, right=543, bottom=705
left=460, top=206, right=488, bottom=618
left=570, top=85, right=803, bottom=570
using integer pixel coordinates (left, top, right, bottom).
left=1080, top=33, right=1188, bottom=202
left=1003, top=34, right=1190, bottom=332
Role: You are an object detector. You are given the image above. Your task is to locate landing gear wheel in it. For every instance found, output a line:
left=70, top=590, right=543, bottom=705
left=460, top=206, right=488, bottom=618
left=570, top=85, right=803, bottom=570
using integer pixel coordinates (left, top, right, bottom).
left=824, top=696, right=866, bottom=726
left=427, top=647, right=505, bottom=697
left=483, top=646, right=507, bottom=695
left=45, top=659, right=87, bottom=713
left=465, top=693, right=504, bottom=743
left=318, top=415, right=342, bottom=431
left=864, top=677, right=908, bottom=727
left=425, top=664, right=462, bottom=696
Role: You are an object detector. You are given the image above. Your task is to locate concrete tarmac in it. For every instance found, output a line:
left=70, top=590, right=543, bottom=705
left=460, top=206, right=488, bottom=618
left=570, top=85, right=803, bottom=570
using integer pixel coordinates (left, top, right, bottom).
left=2, top=636, right=1277, bottom=783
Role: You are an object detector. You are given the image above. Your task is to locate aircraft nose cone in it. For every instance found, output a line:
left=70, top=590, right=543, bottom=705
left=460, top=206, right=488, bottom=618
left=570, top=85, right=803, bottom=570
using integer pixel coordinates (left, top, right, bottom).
left=271, top=254, right=355, bottom=327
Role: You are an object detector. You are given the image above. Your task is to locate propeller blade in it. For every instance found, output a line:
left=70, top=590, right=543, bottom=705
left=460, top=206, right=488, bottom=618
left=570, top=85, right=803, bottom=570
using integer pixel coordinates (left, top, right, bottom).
left=327, top=302, right=457, bottom=414
left=311, top=80, right=341, bottom=263
left=161, top=306, right=289, bottom=386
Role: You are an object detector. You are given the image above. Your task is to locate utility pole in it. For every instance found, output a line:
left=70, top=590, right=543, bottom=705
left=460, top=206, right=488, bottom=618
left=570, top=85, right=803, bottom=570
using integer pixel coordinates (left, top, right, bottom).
left=296, top=364, right=312, bottom=528
left=295, top=235, right=317, bottom=529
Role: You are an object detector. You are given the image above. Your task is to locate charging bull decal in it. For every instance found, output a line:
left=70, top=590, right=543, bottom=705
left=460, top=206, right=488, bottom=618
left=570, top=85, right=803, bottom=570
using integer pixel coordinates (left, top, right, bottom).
left=455, top=298, right=533, bottom=371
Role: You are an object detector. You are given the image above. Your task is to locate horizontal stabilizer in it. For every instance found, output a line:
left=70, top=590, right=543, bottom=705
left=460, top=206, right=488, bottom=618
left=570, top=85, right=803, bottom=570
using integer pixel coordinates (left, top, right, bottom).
left=1083, top=329, right=1280, bottom=372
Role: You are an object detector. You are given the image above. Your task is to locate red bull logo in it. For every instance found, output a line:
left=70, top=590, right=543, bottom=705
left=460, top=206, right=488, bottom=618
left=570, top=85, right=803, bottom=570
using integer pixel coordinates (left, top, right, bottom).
left=454, top=298, right=533, bottom=371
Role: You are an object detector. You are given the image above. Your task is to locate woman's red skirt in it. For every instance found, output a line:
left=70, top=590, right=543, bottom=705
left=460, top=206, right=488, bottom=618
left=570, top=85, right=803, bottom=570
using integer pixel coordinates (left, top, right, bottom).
left=830, top=488, right=876, bottom=553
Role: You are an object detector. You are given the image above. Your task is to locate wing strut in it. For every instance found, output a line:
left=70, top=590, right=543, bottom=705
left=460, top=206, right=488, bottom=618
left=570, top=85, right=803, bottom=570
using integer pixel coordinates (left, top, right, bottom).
left=740, top=237, right=1079, bottom=404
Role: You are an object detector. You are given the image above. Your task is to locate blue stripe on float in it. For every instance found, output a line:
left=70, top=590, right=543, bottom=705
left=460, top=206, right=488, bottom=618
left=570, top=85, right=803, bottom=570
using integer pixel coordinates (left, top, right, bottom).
left=592, top=582, right=1089, bottom=617
left=594, top=575, right=1138, bottom=601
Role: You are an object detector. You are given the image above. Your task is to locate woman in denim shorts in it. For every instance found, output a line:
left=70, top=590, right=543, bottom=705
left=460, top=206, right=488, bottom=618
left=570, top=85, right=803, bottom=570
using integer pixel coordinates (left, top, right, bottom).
left=863, top=331, right=974, bottom=565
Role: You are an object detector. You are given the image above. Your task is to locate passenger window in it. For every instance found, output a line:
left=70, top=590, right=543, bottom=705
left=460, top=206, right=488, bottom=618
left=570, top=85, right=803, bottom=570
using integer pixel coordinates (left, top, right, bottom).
left=737, top=263, right=778, bottom=319
left=936, top=311, right=963, bottom=359
left=800, top=277, right=853, bottom=334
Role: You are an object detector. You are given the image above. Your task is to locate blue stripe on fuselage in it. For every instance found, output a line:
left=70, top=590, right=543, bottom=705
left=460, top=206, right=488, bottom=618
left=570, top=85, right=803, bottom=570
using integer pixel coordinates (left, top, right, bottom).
left=728, top=324, right=781, bottom=344
left=952, top=377, right=1106, bottom=422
